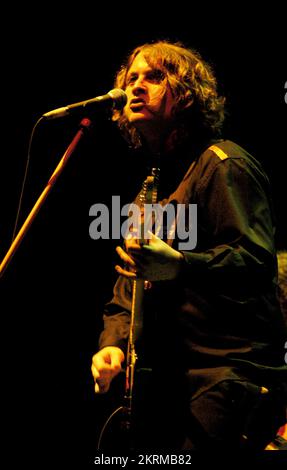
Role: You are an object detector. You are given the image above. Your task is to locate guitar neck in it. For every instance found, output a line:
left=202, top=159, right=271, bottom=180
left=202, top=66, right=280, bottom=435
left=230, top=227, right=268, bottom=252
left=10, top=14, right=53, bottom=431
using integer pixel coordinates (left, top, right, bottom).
left=124, top=167, right=160, bottom=409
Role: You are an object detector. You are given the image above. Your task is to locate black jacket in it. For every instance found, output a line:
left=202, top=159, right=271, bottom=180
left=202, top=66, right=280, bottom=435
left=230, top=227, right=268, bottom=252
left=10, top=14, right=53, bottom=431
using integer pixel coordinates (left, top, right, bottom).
left=99, top=139, right=287, bottom=399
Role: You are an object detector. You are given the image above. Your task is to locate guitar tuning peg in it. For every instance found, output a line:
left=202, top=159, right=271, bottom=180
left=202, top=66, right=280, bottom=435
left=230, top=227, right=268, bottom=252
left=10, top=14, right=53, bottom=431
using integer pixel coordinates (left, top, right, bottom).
left=144, top=280, right=153, bottom=290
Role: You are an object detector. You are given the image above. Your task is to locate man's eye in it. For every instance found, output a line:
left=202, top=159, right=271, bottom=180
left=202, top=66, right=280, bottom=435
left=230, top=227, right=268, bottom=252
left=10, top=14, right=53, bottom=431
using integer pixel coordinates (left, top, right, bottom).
left=127, top=75, right=137, bottom=85
left=147, top=70, right=165, bottom=83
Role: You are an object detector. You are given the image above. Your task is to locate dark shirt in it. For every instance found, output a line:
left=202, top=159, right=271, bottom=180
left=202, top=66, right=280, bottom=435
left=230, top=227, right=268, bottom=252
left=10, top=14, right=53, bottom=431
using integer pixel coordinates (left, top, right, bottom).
left=99, top=139, right=287, bottom=400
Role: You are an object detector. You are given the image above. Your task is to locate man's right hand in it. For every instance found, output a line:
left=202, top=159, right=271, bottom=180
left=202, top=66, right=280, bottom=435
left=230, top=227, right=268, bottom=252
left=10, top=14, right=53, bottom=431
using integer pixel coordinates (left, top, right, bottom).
left=91, top=346, right=125, bottom=394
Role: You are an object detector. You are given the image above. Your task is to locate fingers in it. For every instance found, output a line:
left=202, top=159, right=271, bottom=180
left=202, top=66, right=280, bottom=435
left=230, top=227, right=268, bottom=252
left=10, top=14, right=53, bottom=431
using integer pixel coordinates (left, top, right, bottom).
left=115, top=245, right=145, bottom=278
left=116, top=246, right=136, bottom=267
left=94, top=379, right=111, bottom=394
left=115, top=264, right=137, bottom=278
left=91, top=348, right=124, bottom=395
left=91, top=365, right=112, bottom=395
left=110, top=355, right=123, bottom=371
left=91, top=363, right=100, bottom=381
left=92, top=366, right=108, bottom=395
left=91, top=358, right=117, bottom=381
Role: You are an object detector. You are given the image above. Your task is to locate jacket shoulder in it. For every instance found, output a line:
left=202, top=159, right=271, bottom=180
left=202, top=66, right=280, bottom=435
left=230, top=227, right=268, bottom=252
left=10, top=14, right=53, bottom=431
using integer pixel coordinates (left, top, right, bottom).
left=203, top=140, right=250, bottom=162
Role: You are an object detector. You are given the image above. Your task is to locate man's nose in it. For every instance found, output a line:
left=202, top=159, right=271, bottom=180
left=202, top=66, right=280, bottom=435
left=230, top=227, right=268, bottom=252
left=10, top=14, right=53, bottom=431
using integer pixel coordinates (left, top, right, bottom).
left=132, top=76, right=147, bottom=94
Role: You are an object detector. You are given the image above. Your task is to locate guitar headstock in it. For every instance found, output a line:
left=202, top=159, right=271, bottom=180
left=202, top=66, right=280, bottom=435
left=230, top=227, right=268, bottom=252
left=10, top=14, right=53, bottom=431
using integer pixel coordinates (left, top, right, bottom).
left=140, top=167, right=160, bottom=206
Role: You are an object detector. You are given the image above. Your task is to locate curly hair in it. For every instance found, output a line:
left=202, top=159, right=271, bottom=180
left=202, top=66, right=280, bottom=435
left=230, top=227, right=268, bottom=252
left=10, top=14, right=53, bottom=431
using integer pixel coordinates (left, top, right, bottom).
left=112, top=40, right=226, bottom=149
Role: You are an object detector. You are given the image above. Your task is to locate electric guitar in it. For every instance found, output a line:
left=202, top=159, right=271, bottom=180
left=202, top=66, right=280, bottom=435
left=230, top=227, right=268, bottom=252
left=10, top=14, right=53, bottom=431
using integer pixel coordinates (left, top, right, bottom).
left=122, top=166, right=160, bottom=443
left=96, top=167, right=160, bottom=451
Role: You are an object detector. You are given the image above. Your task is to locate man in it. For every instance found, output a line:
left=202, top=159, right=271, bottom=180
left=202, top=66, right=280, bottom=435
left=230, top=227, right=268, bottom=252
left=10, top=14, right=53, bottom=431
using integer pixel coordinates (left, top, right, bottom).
left=91, top=40, right=287, bottom=450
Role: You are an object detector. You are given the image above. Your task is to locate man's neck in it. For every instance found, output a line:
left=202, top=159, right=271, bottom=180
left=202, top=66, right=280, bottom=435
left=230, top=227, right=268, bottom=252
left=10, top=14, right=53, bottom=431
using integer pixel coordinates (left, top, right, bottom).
left=142, top=128, right=180, bottom=156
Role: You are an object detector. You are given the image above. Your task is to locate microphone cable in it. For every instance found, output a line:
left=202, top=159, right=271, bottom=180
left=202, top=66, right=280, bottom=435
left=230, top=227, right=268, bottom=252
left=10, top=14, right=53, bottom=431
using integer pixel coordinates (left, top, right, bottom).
left=96, top=405, right=125, bottom=450
left=10, top=116, right=44, bottom=243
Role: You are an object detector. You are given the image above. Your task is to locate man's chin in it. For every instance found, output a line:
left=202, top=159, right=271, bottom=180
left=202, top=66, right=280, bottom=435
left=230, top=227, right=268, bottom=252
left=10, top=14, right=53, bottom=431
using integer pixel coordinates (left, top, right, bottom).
left=128, top=111, right=150, bottom=121
left=128, top=114, right=152, bottom=129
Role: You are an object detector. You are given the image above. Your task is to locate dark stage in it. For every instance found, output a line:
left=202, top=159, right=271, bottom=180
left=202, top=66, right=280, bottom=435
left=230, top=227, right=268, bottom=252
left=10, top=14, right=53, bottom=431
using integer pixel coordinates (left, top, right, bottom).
left=1, top=5, right=286, bottom=466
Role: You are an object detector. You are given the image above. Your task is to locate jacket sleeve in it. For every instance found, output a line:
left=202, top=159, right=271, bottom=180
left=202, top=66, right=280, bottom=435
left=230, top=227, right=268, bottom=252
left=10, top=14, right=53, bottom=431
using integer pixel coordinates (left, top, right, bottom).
left=179, top=156, right=278, bottom=290
left=98, top=270, right=131, bottom=353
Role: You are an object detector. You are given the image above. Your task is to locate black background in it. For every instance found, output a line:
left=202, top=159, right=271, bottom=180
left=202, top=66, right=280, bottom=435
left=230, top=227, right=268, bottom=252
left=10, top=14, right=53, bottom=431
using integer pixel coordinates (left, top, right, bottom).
left=1, top=4, right=286, bottom=466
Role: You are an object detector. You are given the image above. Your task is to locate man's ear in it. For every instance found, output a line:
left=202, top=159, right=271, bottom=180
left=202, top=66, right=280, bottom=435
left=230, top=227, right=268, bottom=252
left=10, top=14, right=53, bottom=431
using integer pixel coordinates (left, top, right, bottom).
left=182, top=90, right=194, bottom=109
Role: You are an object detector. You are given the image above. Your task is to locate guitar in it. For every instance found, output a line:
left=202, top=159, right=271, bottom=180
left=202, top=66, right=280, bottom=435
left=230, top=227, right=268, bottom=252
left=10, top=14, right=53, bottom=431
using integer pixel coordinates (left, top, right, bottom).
left=96, top=167, right=160, bottom=451
left=122, top=167, right=160, bottom=443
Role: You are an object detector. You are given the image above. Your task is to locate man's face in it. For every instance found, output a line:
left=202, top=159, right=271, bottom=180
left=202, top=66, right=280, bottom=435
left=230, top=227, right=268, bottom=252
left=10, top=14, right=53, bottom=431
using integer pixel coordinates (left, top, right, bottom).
left=123, top=52, right=176, bottom=137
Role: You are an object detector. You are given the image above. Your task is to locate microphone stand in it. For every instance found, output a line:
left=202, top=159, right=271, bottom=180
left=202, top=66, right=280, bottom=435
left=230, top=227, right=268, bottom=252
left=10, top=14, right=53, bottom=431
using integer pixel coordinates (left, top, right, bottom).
left=0, top=116, right=93, bottom=278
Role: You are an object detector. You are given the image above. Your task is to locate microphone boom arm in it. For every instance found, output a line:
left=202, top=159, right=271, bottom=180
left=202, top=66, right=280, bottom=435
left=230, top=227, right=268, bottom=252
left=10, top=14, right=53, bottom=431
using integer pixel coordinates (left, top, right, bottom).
left=42, top=88, right=127, bottom=120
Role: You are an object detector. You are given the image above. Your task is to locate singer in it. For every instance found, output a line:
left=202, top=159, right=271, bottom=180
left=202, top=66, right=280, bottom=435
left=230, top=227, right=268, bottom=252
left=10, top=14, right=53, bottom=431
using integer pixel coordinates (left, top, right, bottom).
left=91, top=40, right=287, bottom=451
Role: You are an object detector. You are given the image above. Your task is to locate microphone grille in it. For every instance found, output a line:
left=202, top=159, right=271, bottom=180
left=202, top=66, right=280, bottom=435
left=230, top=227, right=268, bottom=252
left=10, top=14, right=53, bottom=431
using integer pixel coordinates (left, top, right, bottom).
left=108, top=88, right=127, bottom=109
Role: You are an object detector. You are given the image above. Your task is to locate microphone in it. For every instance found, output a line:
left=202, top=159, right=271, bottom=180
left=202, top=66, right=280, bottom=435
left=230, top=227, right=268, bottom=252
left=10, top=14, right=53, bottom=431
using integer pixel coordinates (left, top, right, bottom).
left=42, top=88, right=127, bottom=120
